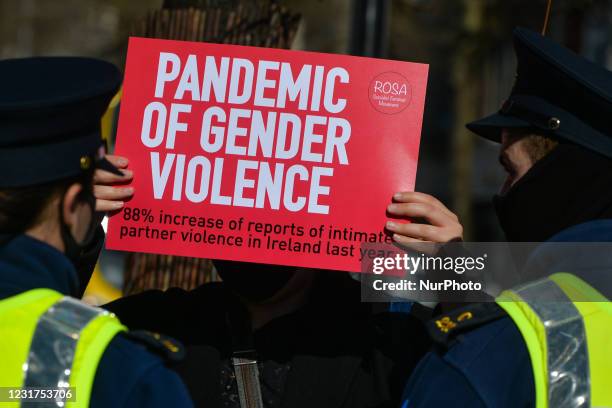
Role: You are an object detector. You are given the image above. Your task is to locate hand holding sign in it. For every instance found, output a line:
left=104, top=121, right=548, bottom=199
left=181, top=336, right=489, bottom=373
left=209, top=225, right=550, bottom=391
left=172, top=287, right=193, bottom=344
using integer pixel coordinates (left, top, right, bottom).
left=94, top=155, right=134, bottom=212
left=386, top=192, right=463, bottom=243
left=107, top=38, right=428, bottom=272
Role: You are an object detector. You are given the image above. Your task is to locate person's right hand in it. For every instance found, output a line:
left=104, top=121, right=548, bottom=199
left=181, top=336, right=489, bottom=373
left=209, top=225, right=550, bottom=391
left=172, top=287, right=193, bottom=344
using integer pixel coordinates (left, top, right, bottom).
left=385, top=192, right=463, bottom=243
left=94, top=155, right=134, bottom=212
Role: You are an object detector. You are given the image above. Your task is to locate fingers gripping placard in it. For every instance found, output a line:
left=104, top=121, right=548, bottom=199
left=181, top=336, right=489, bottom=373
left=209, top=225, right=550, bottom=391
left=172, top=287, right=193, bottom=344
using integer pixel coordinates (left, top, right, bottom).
left=107, top=38, right=428, bottom=272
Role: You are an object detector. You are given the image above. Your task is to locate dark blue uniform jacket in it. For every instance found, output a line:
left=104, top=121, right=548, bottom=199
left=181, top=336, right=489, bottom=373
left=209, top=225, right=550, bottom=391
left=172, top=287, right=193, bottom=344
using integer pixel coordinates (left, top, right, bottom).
left=0, top=235, right=193, bottom=408
left=401, top=220, right=612, bottom=408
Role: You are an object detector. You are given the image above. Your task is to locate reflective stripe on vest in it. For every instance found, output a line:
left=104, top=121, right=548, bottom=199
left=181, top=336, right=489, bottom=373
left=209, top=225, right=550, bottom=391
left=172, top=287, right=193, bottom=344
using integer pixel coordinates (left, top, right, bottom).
left=24, top=297, right=108, bottom=406
left=498, top=273, right=612, bottom=408
left=0, top=289, right=126, bottom=408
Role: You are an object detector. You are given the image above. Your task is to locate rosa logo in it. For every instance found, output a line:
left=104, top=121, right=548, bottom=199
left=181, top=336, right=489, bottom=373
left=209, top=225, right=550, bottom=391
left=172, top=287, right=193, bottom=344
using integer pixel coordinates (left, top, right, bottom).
left=368, top=71, right=412, bottom=114
left=373, top=81, right=407, bottom=96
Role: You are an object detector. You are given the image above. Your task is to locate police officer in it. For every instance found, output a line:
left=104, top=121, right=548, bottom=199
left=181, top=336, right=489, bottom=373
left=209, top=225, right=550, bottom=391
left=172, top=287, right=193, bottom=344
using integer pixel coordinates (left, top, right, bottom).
left=0, top=57, right=193, bottom=407
left=392, top=28, right=612, bottom=407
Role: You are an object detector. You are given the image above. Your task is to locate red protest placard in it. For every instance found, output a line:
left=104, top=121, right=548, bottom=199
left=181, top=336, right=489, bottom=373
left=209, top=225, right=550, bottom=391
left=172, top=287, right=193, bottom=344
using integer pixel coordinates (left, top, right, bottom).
left=106, top=37, right=428, bottom=273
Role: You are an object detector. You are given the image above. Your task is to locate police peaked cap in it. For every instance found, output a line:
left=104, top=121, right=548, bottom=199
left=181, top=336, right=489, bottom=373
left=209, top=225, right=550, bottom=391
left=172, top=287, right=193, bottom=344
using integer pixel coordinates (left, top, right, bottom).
left=0, top=57, right=123, bottom=188
left=467, top=27, right=612, bottom=159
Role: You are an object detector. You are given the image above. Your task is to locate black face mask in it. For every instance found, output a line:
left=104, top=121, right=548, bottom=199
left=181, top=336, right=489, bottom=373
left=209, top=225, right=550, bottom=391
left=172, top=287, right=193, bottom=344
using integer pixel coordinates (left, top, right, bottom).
left=214, top=260, right=297, bottom=303
left=493, top=143, right=612, bottom=242
left=59, top=188, right=100, bottom=294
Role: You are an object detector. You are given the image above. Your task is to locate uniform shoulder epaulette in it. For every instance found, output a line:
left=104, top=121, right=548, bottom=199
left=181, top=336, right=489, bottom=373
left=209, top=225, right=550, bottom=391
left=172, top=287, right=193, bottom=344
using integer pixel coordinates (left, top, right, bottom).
left=124, top=330, right=186, bottom=362
left=427, top=303, right=507, bottom=348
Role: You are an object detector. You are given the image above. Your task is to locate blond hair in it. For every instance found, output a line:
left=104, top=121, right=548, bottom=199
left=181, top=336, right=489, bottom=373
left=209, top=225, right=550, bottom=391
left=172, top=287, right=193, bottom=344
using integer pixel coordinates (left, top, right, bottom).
left=523, top=134, right=559, bottom=162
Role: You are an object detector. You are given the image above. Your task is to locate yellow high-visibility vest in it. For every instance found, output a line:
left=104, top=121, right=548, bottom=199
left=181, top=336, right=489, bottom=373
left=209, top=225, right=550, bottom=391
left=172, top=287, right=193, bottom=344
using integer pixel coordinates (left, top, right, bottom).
left=0, top=288, right=126, bottom=407
left=497, top=273, right=612, bottom=408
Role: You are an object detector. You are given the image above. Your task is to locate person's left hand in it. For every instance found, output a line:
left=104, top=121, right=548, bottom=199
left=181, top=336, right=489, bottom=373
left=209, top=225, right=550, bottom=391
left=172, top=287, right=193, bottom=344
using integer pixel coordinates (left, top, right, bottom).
left=94, top=155, right=134, bottom=212
left=385, top=191, right=463, bottom=243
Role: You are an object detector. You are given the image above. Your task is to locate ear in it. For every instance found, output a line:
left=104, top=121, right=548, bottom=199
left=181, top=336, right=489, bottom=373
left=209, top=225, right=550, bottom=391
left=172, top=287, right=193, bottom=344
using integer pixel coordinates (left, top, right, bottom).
left=62, top=183, right=84, bottom=228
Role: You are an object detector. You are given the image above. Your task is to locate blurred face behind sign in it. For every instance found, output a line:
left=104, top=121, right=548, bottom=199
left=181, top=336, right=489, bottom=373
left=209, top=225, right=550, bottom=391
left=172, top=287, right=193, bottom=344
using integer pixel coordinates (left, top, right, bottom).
left=213, top=260, right=319, bottom=329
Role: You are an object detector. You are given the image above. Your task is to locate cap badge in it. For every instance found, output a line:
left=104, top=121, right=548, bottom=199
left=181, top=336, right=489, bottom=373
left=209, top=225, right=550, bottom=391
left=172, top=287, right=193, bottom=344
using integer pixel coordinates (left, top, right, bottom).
left=80, top=156, right=92, bottom=170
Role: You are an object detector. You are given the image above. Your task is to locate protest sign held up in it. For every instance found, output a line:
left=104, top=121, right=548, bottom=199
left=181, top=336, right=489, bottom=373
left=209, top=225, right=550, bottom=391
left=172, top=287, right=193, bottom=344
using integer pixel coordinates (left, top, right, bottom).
left=107, top=37, right=428, bottom=272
